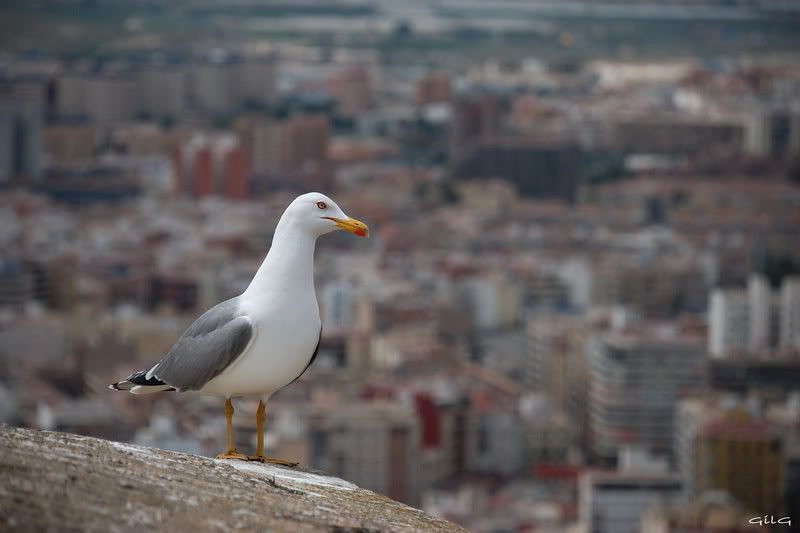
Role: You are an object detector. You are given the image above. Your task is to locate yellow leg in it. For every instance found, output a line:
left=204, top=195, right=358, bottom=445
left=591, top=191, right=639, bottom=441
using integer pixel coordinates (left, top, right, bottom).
left=255, top=399, right=266, bottom=457
left=248, top=400, right=298, bottom=467
left=216, top=398, right=247, bottom=460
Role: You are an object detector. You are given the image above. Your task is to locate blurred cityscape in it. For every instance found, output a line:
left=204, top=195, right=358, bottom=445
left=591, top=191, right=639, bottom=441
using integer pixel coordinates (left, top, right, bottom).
left=2, top=0, right=800, bottom=531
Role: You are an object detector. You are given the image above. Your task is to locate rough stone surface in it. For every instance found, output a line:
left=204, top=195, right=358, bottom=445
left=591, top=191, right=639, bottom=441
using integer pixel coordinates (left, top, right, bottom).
left=0, top=426, right=465, bottom=533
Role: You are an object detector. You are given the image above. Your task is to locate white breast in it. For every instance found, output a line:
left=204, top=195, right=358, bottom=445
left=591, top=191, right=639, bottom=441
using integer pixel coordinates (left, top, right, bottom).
left=200, top=293, right=321, bottom=398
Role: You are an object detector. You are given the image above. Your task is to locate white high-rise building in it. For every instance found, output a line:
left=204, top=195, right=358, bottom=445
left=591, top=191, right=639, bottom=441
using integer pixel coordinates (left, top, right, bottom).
left=191, top=63, right=235, bottom=114
left=190, top=59, right=276, bottom=115
left=460, top=274, right=522, bottom=331
left=85, top=76, right=138, bottom=125
left=587, top=327, right=707, bottom=463
left=748, top=274, right=772, bottom=352
left=781, top=277, right=800, bottom=350
left=709, top=289, right=749, bottom=358
left=232, top=58, right=276, bottom=108
left=138, top=68, right=186, bottom=118
left=709, top=274, right=800, bottom=357
left=55, top=73, right=88, bottom=118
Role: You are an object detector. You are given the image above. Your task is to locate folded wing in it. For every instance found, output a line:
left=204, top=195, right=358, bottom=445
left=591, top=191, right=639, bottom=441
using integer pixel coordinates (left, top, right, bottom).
left=149, top=297, right=253, bottom=392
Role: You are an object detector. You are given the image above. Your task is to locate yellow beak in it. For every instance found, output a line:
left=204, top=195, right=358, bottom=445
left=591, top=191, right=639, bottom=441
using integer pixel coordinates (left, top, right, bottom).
left=323, top=216, right=369, bottom=237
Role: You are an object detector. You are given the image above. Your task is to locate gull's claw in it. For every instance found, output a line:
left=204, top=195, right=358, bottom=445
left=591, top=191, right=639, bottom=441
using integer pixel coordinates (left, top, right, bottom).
left=216, top=450, right=249, bottom=461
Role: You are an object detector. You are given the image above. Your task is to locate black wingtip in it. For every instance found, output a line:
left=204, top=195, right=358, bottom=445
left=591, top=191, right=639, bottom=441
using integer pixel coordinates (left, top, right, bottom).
left=125, top=370, right=169, bottom=387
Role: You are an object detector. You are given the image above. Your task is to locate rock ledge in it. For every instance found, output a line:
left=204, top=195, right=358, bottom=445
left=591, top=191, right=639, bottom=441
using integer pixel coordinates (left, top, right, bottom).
left=0, top=426, right=464, bottom=532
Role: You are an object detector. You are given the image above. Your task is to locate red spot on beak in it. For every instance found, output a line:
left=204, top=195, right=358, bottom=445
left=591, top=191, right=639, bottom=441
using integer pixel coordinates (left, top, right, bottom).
left=355, top=228, right=367, bottom=237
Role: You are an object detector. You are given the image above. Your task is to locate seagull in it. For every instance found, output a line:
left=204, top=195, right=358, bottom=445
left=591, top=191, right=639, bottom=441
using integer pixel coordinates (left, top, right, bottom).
left=110, top=192, right=369, bottom=465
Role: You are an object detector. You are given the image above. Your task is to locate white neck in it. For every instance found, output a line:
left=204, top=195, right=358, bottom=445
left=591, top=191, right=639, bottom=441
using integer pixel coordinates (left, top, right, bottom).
left=243, top=217, right=317, bottom=299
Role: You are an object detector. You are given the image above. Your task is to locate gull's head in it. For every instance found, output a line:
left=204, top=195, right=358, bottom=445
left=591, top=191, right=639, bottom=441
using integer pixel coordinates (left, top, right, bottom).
left=282, top=192, right=369, bottom=239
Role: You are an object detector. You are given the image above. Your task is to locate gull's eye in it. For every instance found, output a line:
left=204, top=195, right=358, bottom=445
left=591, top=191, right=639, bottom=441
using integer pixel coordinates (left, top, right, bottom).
left=316, top=201, right=327, bottom=210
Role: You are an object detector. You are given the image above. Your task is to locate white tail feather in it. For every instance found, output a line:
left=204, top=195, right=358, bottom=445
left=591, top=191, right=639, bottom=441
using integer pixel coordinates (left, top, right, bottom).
left=130, top=384, right=172, bottom=395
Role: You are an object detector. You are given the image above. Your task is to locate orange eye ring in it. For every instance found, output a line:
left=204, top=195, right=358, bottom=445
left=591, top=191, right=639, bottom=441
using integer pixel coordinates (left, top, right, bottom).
left=316, top=201, right=327, bottom=209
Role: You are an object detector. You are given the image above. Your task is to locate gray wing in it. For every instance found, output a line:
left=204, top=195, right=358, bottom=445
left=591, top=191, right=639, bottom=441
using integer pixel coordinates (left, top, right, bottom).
left=150, top=297, right=253, bottom=392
